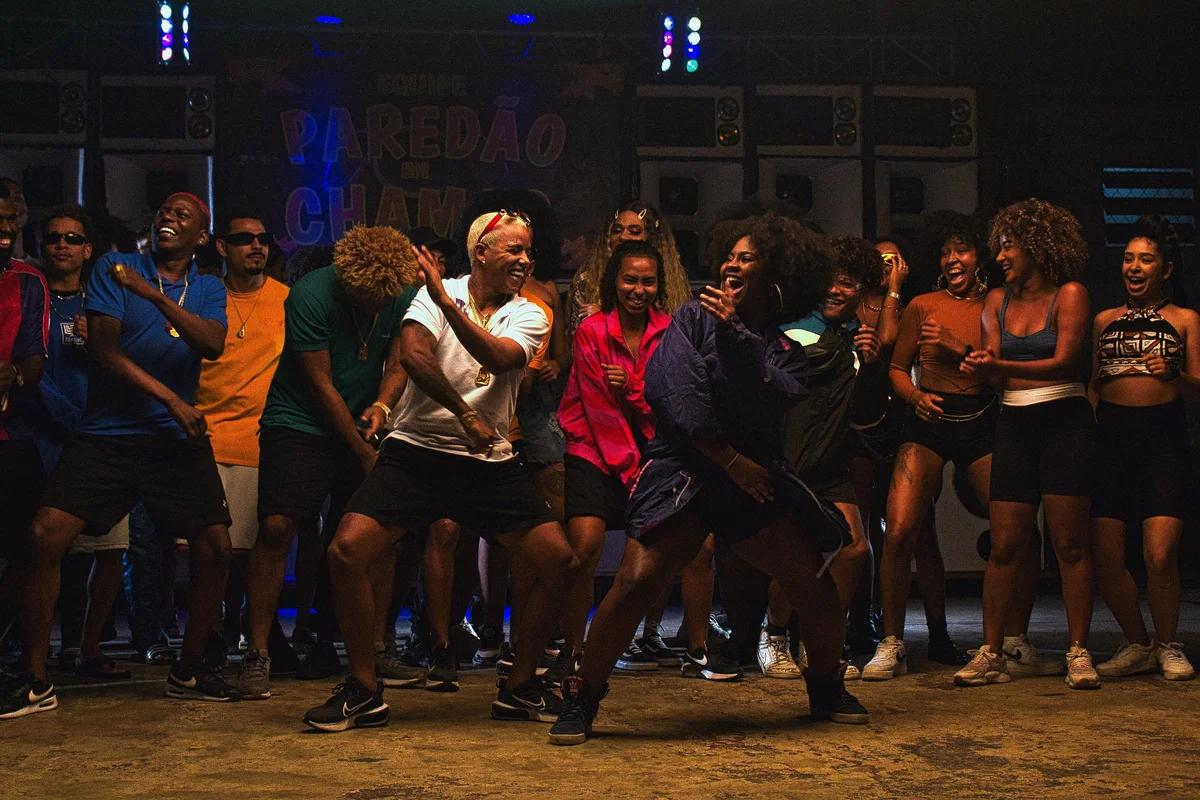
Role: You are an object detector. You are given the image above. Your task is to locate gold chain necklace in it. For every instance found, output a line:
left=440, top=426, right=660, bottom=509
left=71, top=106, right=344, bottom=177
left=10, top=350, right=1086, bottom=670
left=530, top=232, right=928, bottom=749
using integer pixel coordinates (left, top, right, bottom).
left=228, top=287, right=263, bottom=339
left=351, top=308, right=378, bottom=361
left=157, top=272, right=190, bottom=337
left=468, top=289, right=496, bottom=387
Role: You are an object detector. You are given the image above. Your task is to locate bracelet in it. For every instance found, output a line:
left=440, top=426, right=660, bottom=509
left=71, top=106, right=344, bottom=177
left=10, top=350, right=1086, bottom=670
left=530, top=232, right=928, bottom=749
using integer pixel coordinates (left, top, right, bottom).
left=458, top=410, right=480, bottom=426
left=723, top=452, right=740, bottom=470
left=370, top=400, right=392, bottom=417
left=887, top=291, right=902, bottom=301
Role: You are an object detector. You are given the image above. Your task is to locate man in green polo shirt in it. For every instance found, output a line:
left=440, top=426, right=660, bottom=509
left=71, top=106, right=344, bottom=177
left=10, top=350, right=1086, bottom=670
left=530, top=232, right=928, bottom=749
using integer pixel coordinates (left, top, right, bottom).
left=238, top=226, right=418, bottom=699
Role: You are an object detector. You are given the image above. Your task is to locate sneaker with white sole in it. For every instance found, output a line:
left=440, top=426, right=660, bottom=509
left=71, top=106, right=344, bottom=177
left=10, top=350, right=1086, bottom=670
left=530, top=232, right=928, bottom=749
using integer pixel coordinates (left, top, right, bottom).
left=1065, top=646, right=1100, bottom=689
left=862, top=636, right=908, bottom=681
left=756, top=629, right=802, bottom=679
left=1095, top=641, right=1158, bottom=678
left=954, top=645, right=1010, bottom=686
left=235, top=650, right=271, bottom=700
left=681, top=646, right=743, bottom=681
left=841, top=645, right=861, bottom=681
left=616, top=640, right=658, bottom=671
left=1158, top=642, right=1195, bottom=681
left=1003, top=634, right=1065, bottom=676
left=0, top=672, right=58, bottom=719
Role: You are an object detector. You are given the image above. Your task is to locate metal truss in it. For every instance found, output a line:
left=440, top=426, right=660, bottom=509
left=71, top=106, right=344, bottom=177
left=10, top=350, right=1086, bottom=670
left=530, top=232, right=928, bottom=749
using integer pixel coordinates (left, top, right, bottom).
left=2, top=17, right=954, bottom=82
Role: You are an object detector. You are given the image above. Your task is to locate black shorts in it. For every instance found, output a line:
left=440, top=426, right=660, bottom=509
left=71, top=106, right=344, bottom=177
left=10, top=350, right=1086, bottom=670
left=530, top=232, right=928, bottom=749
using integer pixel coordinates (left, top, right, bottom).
left=0, top=439, right=45, bottom=558
left=900, top=392, right=997, bottom=472
left=990, top=396, right=1097, bottom=504
left=41, top=433, right=231, bottom=535
left=1092, top=399, right=1191, bottom=523
left=258, top=426, right=365, bottom=522
left=564, top=453, right=628, bottom=528
left=345, top=438, right=556, bottom=540
left=801, top=465, right=858, bottom=507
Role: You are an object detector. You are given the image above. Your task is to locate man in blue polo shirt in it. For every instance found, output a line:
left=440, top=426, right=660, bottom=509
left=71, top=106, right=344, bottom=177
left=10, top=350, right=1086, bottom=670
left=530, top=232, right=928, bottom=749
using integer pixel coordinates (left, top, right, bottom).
left=1, top=193, right=239, bottom=720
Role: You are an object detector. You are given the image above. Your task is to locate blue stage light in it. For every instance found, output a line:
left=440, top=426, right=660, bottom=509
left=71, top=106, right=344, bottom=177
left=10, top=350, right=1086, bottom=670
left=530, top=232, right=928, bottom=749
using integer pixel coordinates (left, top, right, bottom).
left=315, top=15, right=342, bottom=24
left=663, top=16, right=674, bottom=30
left=509, top=13, right=536, bottom=25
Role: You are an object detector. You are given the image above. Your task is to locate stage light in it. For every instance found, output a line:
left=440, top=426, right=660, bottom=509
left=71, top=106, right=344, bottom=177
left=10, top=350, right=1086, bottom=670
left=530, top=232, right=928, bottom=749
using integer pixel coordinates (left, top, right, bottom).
left=687, top=16, right=700, bottom=31
left=834, top=122, right=857, bottom=146
left=161, top=19, right=171, bottom=32
left=315, top=15, right=342, bottom=24
left=662, top=45, right=672, bottom=58
left=162, top=46, right=173, bottom=62
left=182, top=3, right=188, bottom=18
left=188, top=114, right=213, bottom=139
left=160, top=2, right=172, bottom=19
left=508, top=13, right=535, bottom=24
left=663, top=16, right=674, bottom=30
left=685, top=45, right=698, bottom=57
left=663, top=32, right=673, bottom=44
left=687, top=31, right=700, bottom=45
left=661, top=58, right=672, bottom=72
left=686, top=59, right=698, bottom=72
left=717, top=123, right=740, bottom=146
left=188, top=87, right=212, bottom=112
left=950, top=124, right=973, bottom=147
left=182, top=3, right=189, bottom=63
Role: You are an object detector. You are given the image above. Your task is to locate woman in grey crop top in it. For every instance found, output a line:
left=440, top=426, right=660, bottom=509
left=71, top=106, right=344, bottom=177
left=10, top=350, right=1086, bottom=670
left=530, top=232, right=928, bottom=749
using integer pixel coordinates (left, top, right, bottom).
left=955, top=199, right=1101, bottom=690
left=1089, top=215, right=1200, bottom=683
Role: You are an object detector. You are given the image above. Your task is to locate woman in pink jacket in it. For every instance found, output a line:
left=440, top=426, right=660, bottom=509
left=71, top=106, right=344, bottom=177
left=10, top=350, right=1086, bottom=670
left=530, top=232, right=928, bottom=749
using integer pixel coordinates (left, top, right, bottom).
left=558, top=241, right=671, bottom=668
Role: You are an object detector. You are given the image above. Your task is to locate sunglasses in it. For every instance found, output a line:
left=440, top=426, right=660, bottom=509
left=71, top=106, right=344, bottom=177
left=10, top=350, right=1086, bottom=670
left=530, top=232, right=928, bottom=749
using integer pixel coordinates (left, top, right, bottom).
left=43, top=232, right=89, bottom=246
left=480, top=209, right=532, bottom=238
left=222, top=231, right=275, bottom=248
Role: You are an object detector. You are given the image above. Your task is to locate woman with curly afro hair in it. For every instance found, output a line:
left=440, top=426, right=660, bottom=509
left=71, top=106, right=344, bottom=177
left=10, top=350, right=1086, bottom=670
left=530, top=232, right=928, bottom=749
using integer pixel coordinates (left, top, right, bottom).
left=956, top=198, right=1100, bottom=689
left=549, top=213, right=869, bottom=747
left=1090, top=215, right=1200, bottom=682
left=566, top=200, right=692, bottom=341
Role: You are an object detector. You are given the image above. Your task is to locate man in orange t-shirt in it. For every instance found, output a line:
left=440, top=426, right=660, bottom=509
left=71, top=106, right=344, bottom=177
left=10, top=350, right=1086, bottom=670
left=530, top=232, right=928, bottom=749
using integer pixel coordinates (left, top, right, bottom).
left=194, top=214, right=288, bottom=646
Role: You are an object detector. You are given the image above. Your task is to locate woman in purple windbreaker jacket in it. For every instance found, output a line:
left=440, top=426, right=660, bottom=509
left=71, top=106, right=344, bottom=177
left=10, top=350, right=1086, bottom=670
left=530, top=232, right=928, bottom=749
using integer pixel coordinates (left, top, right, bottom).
left=548, top=213, right=870, bottom=747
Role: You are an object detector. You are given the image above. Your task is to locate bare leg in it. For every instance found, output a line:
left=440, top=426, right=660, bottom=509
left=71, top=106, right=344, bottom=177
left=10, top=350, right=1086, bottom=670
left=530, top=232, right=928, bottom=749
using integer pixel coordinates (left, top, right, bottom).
left=1142, top=516, right=1184, bottom=643
left=370, top=546, right=397, bottom=645
left=423, top=519, right=461, bottom=648
left=826, top=502, right=869, bottom=612
left=495, top=522, right=580, bottom=689
left=1042, top=495, right=1094, bottom=648
left=982, top=501, right=1038, bottom=651
left=24, top=508, right=89, bottom=680
left=681, top=534, right=715, bottom=650
left=912, top=511, right=946, bottom=623
left=245, top=514, right=299, bottom=652
left=479, top=539, right=511, bottom=634
left=564, top=516, right=607, bottom=652
left=293, top=518, right=321, bottom=634
left=179, top=525, right=233, bottom=668
left=849, top=455, right=879, bottom=629
left=732, top=517, right=845, bottom=676
left=578, top=513, right=709, bottom=689
left=326, top=513, right=408, bottom=687
left=79, top=550, right=126, bottom=660
left=1092, top=517, right=1150, bottom=646
left=879, top=444, right=943, bottom=640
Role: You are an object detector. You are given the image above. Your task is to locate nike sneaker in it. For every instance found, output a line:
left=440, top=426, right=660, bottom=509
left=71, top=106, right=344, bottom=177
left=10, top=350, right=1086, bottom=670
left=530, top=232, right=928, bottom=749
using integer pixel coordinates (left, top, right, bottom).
left=1095, top=641, right=1158, bottom=678
left=0, top=672, right=58, bottom=719
left=491, top=677, right=562, bottom=722
left=302, top=677, right=390, bottom=732
left=165, top=664, right=242, bottom=701
left=681, top=646, right=743, bottom=681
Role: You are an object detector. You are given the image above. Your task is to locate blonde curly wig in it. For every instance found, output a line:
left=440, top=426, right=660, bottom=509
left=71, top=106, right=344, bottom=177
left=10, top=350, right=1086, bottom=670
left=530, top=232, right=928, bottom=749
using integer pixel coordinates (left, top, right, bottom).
left=333, top=225, right=420, bottom=304
left=568, top=202, right=691, bottom=336
left=989, top=198, right=1088, bottom=286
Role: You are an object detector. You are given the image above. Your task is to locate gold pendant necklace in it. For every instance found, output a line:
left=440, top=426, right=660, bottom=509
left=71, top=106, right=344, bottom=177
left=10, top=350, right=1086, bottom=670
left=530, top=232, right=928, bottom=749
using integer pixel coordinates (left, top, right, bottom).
left=468, top=291, right=495, bottom=387
left=157, top=271, right=190, bottom=337
left=352, top=308, right=378, bottom=360
left=229, top=287, right=263, bottom=339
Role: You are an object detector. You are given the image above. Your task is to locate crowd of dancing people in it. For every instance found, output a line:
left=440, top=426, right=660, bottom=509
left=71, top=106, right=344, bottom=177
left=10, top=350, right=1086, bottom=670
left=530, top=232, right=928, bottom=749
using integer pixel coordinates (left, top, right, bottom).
left=0, top=174, right=1195, bottom=745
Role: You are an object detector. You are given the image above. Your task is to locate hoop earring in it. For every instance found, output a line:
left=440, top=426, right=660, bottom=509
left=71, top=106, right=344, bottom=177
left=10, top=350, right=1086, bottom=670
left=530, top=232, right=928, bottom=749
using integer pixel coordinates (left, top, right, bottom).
left=975, top=266, right=988, bottom=291
left=936, top=274, right=947, bottom=291
left=772, top=283, right=784, bottom=314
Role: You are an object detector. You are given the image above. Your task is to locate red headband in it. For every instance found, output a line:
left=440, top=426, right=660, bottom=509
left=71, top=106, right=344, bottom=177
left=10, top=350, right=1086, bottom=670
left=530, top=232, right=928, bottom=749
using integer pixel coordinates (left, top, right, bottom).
left=164, top=192, right=211, bottom=225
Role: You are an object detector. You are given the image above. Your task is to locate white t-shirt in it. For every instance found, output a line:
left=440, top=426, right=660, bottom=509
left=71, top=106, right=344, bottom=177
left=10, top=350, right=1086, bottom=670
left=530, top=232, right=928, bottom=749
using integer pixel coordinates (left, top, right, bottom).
left=387, top=275, right=549, bottom=461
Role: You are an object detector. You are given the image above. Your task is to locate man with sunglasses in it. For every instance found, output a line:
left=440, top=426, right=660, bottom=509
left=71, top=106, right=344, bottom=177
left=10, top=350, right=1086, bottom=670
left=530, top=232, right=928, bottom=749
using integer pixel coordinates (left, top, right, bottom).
left=2, top=193, right=240, bottom=719
left=302, top=210, right=580, bottom=732
left=194, top=214, right=289, bottom=666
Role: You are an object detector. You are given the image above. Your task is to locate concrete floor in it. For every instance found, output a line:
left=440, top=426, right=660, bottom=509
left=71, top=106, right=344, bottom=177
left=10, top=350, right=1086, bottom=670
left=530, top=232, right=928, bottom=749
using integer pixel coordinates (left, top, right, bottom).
left=3, top=596, right=1199, bottom=800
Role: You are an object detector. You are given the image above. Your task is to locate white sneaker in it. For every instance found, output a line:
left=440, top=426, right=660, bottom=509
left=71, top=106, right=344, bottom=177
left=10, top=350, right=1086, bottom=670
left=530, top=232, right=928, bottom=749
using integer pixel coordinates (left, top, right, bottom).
left=756, top=629, right=802, bottom=679
left=1095, top=641, right=1158, bottom=678
left=862, top=636, right=908, bottom=681
left=1065, top=646, right=1100, bottom=689
left=1003, top=634, right=1065, bottom=676
left=843, top=662, right=861, bottom=681
left=1158, top=642, right=1196, bottom=681
left=954, top=645, right=1010, bottom=686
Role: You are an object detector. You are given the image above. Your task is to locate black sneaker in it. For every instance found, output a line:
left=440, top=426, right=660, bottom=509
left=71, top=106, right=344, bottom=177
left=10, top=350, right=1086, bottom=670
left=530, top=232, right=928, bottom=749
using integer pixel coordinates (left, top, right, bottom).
left=165, top=664, right=242, bottom=701
left=398, top=634, right=431, bottom=669
left=805, top=664, right=870, bottom=724
left=927, top=632, right=969, bottom=666
left=548, top=675, right=607, bottom=745
left=542, top=647, right=579, bottom=690
left=474, top=626, right=503, bottom=667
left=681, top=646, right=743, bottom=681
left=491, top=677, right=562, bottom=722
left=296, top=640, right=342, bottom=681
left=637, top=634, right=682, bottom=667
left=616, top=640, right=658, bottom=671
left=0, top=671, right=58, bottom=719
left=496, top=641, right=514, bottom=677
left=202, top=629, right=229, bottom=670
left=426, top=646, right=460, bottom=692
left=302, top=677, right=390, bottom=732
left=268, top=617, right=302, bottom=674
left=375, top=646, right=427, bottom=689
